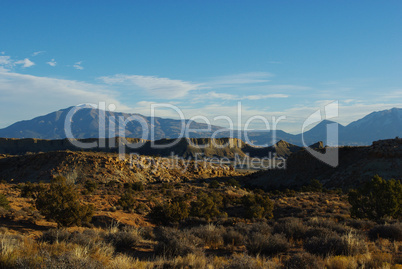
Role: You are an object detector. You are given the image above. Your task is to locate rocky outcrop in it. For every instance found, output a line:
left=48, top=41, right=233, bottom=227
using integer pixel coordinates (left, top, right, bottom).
left=370, top=137, right=402, bottom=158
left=0, top=137, right=299, bottom=159
left=0, top=150, right=240, bottom=184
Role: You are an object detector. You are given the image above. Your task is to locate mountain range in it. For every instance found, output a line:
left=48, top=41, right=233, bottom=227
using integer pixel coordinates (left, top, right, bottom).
left=0, top=106, right=401, bottom=146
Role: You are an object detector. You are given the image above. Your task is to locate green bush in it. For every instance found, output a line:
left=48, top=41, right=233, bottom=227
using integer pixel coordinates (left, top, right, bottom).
left=209, top=180, right=220, bottom=189
left=117, top=191, right=137, bottom=212
left=149, top=196, right=189, bottom=224
left=301, top=179, right=323, bottom=192
left=20, top=182, right=45, bottom=199
left=35, top=176, right=94, bottom=227
left=190, top=192, right=225, bottom=220
left=132, top=181, right=145, bottom=191
left=124, top=182, right=145, bottom=191
left=241, top=194, right=274, bottom=219
left=84, top=180, right=97, bottom=194
left=226, top=178, right=241, bottom=188
left=348, top=175, right=402, bottom=220
left=0, top=193, right=10, bottom=210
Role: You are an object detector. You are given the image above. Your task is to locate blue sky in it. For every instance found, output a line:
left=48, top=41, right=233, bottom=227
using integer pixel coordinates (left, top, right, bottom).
left=0, top=0, right=401, bottom=133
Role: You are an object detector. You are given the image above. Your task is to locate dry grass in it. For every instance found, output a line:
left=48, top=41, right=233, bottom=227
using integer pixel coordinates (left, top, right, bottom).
left=0, top=182, right=402, bottom=268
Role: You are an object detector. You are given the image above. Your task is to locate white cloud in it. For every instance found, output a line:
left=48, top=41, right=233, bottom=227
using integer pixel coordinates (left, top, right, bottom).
left=99, top=74, right=202, bottom=99
left=0, top=56, right=12, bottom=66
left=47, top=59, right=57, bottom=67
left=14, top=58, right=35, bottom=68
left=0, top=71, right=130, bottom=128
left=73, top=61, right=84, bottom=70
left=32, top=51, right=45, bottom=56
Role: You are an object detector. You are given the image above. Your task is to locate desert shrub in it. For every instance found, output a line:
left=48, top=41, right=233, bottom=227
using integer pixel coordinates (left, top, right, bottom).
left=301, top=179, right=323, bottom=192
left=368, top=223, right=402, bottom=241
left=154, top=227, right=203, bottom=258
left=39, top=229, right=72, bottom=243
left=284, top=252, right=324, bottom=269
left=345, top=219, right=376, bottom=230
left=209, top=180, right=220, bottom=189
left=325, top=256, right=359, bottom=269
left=273, top=218, right=307, bottom=239
left=231, top=222, right=272, bottom=238
left=0, top=233, right=25, bottom=267
left=190, top=192, right=225, bottom=220
left=304, top=227, right=337, bottom=239
left=117, top=191, right=137, bottom=212
left=27, top=250, right=104, bottom=269
left=0, top=193, right=10, bottom=210
left=104, top=229, right=141, bottom=250
left=158, top=253, right=209, bottom=269
left=348, top=175, right=402, bottom=220
left=149, top=197, right=189, bottom=224
left=226, top=178, right=241, bottom=188
left=306, top=218, right=349, bottom=235
left=241, top=194, right=274, bottom=219
left=223, top=228, right=245, bottom=246
left=35, top=176, right=94, bottom=227
left=68, top=229, right=105, bottom=249
left=190, top=224, right=225, bottom=249
left=224, top=254, right=271, bottom=269
left=131, top=181, right=144, bottom=191
left=124, top=182, right=144, bottom=192
left=246, top=222, right=272, bottom=236
left=84, top=180, right=97, bottom=194
left=304, top=232, right=367, bottom=256
left=20, top=182, right=45, bottom=199
left=246, top=233, right=289, bottom=256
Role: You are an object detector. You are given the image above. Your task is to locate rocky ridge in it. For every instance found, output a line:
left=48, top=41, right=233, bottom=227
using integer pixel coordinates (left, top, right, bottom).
left=0, top=150, right=240, bottom=184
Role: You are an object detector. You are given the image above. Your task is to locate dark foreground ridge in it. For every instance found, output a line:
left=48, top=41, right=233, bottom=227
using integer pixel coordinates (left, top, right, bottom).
left=247, top=137, right=402, bottom=190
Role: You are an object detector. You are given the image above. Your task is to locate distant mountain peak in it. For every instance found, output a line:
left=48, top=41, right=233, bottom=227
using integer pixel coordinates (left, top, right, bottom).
left=0, top=107, right=400, bottom=146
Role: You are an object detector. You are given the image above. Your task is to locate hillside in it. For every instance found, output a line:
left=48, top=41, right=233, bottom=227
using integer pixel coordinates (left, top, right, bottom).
left=0, top=150, right=241, bottom=184
left=247, top=137, right=402, bottom=190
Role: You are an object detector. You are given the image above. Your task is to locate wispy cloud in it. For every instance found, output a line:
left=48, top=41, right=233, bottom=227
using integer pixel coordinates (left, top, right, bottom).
left=99, top=74, right=202, bottom=99
left=32, top=51, right=45, bottom=57
left=46, top=59, right=57, bottom=67
left=73, top=61, right=84, bottom=70
left=195, top=91, right=288, bottom=101
left=14, top=58, right=35, bottom=68
left=207, top=72, right=274, bottom=87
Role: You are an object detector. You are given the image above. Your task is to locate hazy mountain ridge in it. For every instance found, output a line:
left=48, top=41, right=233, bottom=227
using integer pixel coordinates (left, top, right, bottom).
left=0, top=107, right=401, bottom=146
